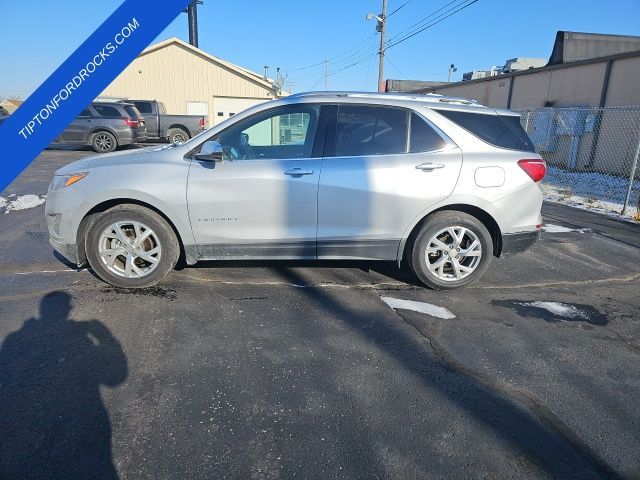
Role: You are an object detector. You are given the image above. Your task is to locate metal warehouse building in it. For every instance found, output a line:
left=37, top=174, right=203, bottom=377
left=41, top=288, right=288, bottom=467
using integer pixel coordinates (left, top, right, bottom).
left=411, top=32, right=640, bottom=109
left=409, top=32, right=640, bottom=177
left=101, top=37, right=283, bottom=126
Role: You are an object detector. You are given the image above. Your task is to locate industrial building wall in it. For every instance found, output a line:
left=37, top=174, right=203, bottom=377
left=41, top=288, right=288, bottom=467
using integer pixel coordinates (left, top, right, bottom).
left=428, top=54, right=638, bottom=108
left=427, top=54, right=640, bottom=177
left=101, top=42, right=274, bottom=125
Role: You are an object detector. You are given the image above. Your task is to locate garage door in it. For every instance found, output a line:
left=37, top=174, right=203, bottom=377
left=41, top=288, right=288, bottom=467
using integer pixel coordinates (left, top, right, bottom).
left=213, top=98, right=269, bottom=125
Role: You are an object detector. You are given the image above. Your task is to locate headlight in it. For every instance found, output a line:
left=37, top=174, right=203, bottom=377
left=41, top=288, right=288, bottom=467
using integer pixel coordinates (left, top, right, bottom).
left=49, top=172, right=89, bottom=192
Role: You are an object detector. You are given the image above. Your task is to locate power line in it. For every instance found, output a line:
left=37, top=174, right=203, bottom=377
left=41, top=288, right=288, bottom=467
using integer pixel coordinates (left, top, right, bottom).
left=289, top=36, right=377, bottom=82
left=387, top=0, right=413, bottom=17
left=285, top=33, right=376, bottom=75
left=386, top=0, right=466, bottom=44
left=292, top=0, right=480, bottom=89
left=325, top=0, right=479, bottom=81
left=386, top=0, right=479, bottom=50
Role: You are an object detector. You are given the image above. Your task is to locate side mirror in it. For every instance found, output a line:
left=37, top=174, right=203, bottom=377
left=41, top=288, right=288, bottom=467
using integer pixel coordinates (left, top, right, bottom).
left=194, top=140, right=224, bottom=161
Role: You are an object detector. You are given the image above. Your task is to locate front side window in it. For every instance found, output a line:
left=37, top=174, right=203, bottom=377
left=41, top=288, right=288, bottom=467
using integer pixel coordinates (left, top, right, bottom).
left=78, top=108, right=92, bottom=117
left=93, top=105, right=122, bottom=118
left=213, top=106, right=320, bottom=160
left=334, top=105, right=408, bottom=156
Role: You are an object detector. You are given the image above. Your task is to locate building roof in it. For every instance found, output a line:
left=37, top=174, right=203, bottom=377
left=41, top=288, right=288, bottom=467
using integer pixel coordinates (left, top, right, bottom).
left=549, top=31, right=640, bottom=65
left=410, top=48, right=640, bottom=94
left=0, top=99, right=23, bottom=107
left=139, top=37, right=276, bottom=92
left=385, top=79, right=449, bottom=93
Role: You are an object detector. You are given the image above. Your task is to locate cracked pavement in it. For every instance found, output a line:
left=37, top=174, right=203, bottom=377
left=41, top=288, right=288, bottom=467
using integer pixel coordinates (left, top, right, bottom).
left=0, top=148, right=639, bottom=479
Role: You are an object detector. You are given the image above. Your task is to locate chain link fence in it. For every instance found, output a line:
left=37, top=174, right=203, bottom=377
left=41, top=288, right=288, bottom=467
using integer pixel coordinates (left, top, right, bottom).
left=516, top=106, right=640, bottom=218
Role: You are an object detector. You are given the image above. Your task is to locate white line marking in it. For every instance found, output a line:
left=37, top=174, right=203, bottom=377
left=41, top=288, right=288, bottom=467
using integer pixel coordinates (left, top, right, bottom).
left=381, top=296, right=455, bottom=319
left=11, top=269, right=85, bottom=275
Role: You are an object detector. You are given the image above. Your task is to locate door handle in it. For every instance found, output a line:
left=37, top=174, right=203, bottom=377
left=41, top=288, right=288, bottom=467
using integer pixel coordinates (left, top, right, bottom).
left=284, top=168, right=314, bottom=177
left=415, top=162, right=445, bottom=172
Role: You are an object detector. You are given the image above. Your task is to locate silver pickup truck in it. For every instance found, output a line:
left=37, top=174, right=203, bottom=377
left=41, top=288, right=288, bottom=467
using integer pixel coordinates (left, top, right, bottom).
left=131, top=100, right=206, bottom=144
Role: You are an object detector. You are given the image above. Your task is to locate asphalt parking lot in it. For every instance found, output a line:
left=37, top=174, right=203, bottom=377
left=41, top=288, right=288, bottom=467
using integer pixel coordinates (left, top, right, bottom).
left=1, top=147, right=639, bottom=479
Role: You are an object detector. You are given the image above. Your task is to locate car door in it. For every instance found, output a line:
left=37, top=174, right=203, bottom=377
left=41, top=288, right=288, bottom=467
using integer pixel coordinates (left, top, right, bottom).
left=186, top=104, right=325, bottom=259
left=317, top=105, right=463, bottom=260
left=134, top=101, right=158, bottom=137
left=61, top=107, right=94, bottom=143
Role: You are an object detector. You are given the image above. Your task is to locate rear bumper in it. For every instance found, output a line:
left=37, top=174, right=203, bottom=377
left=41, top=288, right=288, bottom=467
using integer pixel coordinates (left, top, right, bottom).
left=500, top=230, right=540, bottom=257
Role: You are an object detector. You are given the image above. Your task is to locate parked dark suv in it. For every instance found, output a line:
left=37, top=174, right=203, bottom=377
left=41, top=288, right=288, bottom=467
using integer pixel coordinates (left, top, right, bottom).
left=53, top=101, right=147, bottom=153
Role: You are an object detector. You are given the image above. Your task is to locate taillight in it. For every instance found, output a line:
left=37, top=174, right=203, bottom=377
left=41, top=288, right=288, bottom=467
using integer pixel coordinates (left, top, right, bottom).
left=518, top=159, right=546, bottom=182
left=199, top=117, right=206, bottom=129
left=124, top=118, right=138, bottom=127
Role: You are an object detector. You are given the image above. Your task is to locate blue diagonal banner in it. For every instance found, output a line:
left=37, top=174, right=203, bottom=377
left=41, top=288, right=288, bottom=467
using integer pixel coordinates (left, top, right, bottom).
left=0, top=0, right=192, bottom=192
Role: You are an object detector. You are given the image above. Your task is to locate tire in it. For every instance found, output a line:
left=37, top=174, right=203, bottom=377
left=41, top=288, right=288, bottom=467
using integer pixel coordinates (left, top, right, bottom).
left=410, top=211, right=493, bottom=290
left=91, top=131, right=117, bottom=153
left=85, top=204, right=180, bottom=288
left=168, top=128, right=189, bottom=145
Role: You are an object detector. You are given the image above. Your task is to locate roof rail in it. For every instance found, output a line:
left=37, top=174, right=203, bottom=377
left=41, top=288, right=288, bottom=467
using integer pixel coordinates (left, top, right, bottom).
left=284, top=91, right=480, bottom=106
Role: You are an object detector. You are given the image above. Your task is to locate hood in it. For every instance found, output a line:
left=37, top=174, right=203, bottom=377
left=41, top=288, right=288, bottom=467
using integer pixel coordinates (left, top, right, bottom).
left=54, top=144, right=186, bottom=175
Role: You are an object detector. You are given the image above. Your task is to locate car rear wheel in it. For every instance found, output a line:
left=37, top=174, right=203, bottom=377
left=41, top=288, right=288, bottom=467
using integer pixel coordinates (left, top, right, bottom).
left=91, top=131, right=117, bottom=153
left=85, top=205, right=179, bottom=288
left=410, top=211, right=493, bottom=290
left=168, top=128, right=189, bottom=145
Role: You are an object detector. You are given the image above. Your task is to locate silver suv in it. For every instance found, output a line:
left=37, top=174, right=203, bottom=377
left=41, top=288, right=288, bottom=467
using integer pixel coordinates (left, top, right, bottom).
left=46, top=92, right=545, bottom=289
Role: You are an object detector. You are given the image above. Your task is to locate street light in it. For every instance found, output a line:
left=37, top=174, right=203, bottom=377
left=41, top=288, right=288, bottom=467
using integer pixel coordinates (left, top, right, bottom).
left=448, top=64, right=457, bottom=82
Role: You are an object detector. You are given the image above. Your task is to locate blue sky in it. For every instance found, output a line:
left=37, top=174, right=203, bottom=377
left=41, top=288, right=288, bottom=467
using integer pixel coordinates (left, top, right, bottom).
left=1, top=0, right=639, bottom=99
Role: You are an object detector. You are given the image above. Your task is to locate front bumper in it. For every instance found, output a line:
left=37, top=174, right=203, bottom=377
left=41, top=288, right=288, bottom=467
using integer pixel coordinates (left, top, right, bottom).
left=500, top=230, right=540, bottom=257
left=49, top=236, right=81, bottom=265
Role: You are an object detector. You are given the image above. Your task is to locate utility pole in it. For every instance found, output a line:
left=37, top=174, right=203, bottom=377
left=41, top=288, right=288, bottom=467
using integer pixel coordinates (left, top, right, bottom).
left=377, top=0, right=387, bottom=92
left=324, top=59, right=329, bottom=90
left=367, top=1, right=387, bottom=92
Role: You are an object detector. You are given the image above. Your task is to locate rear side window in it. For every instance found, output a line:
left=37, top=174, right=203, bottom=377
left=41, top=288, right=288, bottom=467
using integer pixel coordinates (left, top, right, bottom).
left=93, top=105, right=122, bottom=118
left=134, top=102, right=152, bottom=114
left=436, top=110, right=536, bottom=152
left=410, top=113, right=446, bottom=153
left=335, top=105, right=408, bottom=156
left=124, top=105, right=142, bottom=118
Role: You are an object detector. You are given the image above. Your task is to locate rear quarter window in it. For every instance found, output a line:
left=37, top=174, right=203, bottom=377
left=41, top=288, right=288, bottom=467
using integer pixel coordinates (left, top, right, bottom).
left=124, top=105, right=142, bottom=119
left=436, top=109, right=536, bottom=152
left=93, top=105, right=123, bottom=118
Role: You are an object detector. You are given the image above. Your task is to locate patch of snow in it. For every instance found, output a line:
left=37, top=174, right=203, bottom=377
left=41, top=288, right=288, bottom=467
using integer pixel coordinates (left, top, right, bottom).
left=542, top=224, right=590, bottom=233
left=0, top=194, right=46, bottom=214
left=542, top=166, right=639, bottom=221
left=381, top=296, right=455, bottom=319
left=518, top=301, right=589, bottom=320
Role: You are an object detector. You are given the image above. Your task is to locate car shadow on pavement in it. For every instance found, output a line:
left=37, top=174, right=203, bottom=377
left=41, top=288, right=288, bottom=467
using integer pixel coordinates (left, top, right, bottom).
left=0, top=291, right=127, bottom=479
left=273, top=267, right=624, bottom=480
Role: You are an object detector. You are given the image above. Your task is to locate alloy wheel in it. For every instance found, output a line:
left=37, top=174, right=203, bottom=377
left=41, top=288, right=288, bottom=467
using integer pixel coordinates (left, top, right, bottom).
left=97, top=221, right=161, bottom=279
left=424, top=226, right=482, bottom=281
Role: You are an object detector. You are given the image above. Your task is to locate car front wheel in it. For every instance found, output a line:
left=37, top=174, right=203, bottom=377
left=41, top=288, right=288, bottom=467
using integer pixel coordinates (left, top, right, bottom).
left=85, top=205, right=179, bottom=288
left=410, top=211, right=493, bottom=290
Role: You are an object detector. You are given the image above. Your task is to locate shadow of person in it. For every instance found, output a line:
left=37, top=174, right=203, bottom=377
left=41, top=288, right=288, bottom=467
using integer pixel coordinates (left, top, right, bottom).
left=0, top=291, right=127, bottom=479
